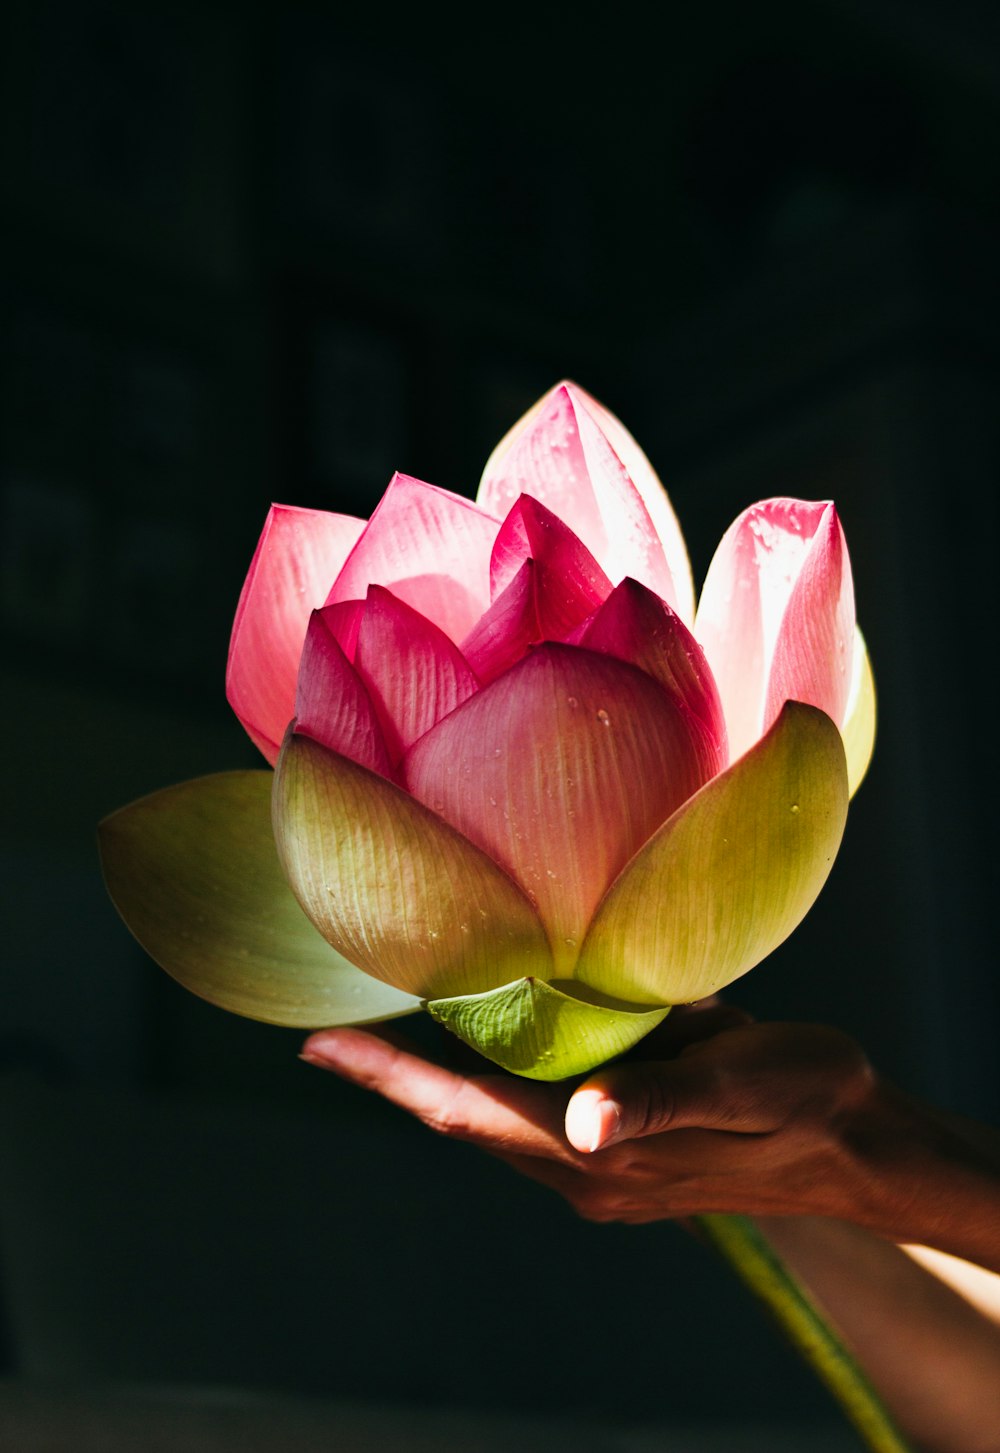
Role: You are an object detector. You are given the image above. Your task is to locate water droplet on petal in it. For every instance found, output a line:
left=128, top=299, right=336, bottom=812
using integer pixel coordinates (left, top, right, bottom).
left=596, top=708, right=611, bottom=727
left=790, top=803, right=800, bottom=814
left=567, top=696, right=579, bottom=709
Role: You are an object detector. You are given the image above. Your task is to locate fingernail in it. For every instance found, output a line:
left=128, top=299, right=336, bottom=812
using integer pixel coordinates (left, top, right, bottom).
left=565, top=1089, right=622, bottom=1153
left=299, top=1034, right=347, bottom=1069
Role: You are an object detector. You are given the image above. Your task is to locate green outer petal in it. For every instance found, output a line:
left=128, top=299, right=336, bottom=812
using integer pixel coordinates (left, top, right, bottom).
left=427, top=977, right=670, bottom=1081
left=575, top=702, right=849, bottom=1005
left=842, top=625, right=876, bottom=797
left=98, top=772, right=420, bottom=1028
left=273, top=733, right=553, bottom=1000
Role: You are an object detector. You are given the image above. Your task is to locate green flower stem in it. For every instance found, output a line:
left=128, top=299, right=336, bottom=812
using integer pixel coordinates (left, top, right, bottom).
left=696, top=1214, right=914, bottom=1453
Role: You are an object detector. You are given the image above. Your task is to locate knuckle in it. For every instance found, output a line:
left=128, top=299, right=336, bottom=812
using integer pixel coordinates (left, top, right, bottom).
left=422, top=1108, right=459, bottom=1138
left=421, top=1084, right=471, bottom=1140
left=798, top=1024, right=876, bottom=1101
left=632, top=1070, right=676, bottom=1136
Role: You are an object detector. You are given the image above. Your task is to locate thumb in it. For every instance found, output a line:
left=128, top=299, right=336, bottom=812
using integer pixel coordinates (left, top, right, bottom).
left=564, top=1058, right=735, bottom=1152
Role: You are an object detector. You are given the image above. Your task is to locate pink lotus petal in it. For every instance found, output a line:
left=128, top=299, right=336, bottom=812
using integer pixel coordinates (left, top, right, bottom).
left=461, top=561, right=539, bottom=684
left=294, top=609, right=394, bottom=778
left=227, top=504, right=365, bottom=764
left=490, top=494, right=612, bottom=615
left=403, top=643, right=716, bottom=976
left=477, top=382, right=683, bottom=614
left=488, top=499, right=531, bottom=599
left=320, top=598, right=366, bottom=663
left=571, top=382, right=696, bottom=624
left=326, top=473, right=499, bottom=646
left=764, top=504, right=855, bottom=737
left=696, top=499, right=853, bottom=759
left=353, top=586, right=480, bottom=760
left=580, top=579, right=728, bottom=772
left=462, top=501, right=612, bottom=684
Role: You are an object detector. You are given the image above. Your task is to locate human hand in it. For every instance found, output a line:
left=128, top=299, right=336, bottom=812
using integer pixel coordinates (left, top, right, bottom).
left=302, top=1005, right=1000, bottom=1451
left=300, top=1008, right=885, bottom=1226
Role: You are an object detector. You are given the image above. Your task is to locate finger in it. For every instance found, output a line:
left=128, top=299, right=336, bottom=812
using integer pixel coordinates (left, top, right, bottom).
left=302, top=1027, right=576, bottom=1161
left=565, top=1047, right=785, bottom=1152
left=565, top=1021, right=871, bottom=1152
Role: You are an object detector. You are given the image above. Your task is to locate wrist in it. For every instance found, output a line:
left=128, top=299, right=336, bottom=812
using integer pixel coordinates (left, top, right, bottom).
left=834, top=1077, right=1000, bottom=1272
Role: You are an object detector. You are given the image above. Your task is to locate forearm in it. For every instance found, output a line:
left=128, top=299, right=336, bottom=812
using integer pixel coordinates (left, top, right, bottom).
left=833, top=1084, right=1000, bottom=1275
left=756, top=1215, right=1000, bottom=1453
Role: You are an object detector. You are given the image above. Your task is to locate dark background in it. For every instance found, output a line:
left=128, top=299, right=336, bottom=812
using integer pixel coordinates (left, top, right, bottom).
left=2, top=0, right=998, bottom=1442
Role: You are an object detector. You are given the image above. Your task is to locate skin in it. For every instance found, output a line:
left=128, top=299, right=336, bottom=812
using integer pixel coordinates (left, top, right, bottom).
left=300, top=1007, right=1000, bottom=1453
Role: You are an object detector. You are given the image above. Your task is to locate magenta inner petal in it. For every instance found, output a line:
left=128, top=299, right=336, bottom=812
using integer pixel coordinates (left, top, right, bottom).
left=461, top=561, right=540, bottom=685
left=319, top=598, right=366, bottom=664
left=464, top=500, right=615, bottom=684
left=508, top=495, right=612, bottom=635
left=489, top=494, right=610, bottom=606
left=581, top=578, right=728, bottom=771
left=489, top=501, right=531, bottom=600
left=353, top=586, right=480, bottom=760
left=294, top=611, right=394, bottom=779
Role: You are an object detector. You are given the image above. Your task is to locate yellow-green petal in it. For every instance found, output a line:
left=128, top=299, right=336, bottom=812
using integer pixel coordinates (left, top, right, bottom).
left=98, top=771, right=420, bottom=1027
left=273, top=733, right=553, bottom=1000
left=427, top=977, right=670, bottom=1080
left=842, top=626, right=876, bottom=797
left=575, top=701, right=849, bottom=1005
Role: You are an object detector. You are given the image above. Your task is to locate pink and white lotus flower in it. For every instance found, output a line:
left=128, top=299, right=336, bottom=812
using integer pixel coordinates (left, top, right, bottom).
left=100, top=383, right=875, bottom=1079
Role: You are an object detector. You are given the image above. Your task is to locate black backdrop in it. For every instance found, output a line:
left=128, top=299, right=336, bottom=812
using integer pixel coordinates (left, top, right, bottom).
left=3, top=0, right=999, bottom=1436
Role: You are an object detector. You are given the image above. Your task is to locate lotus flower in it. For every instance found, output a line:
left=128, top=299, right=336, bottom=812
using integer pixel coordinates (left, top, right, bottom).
left=100, top=383, right=875, bottom=1080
